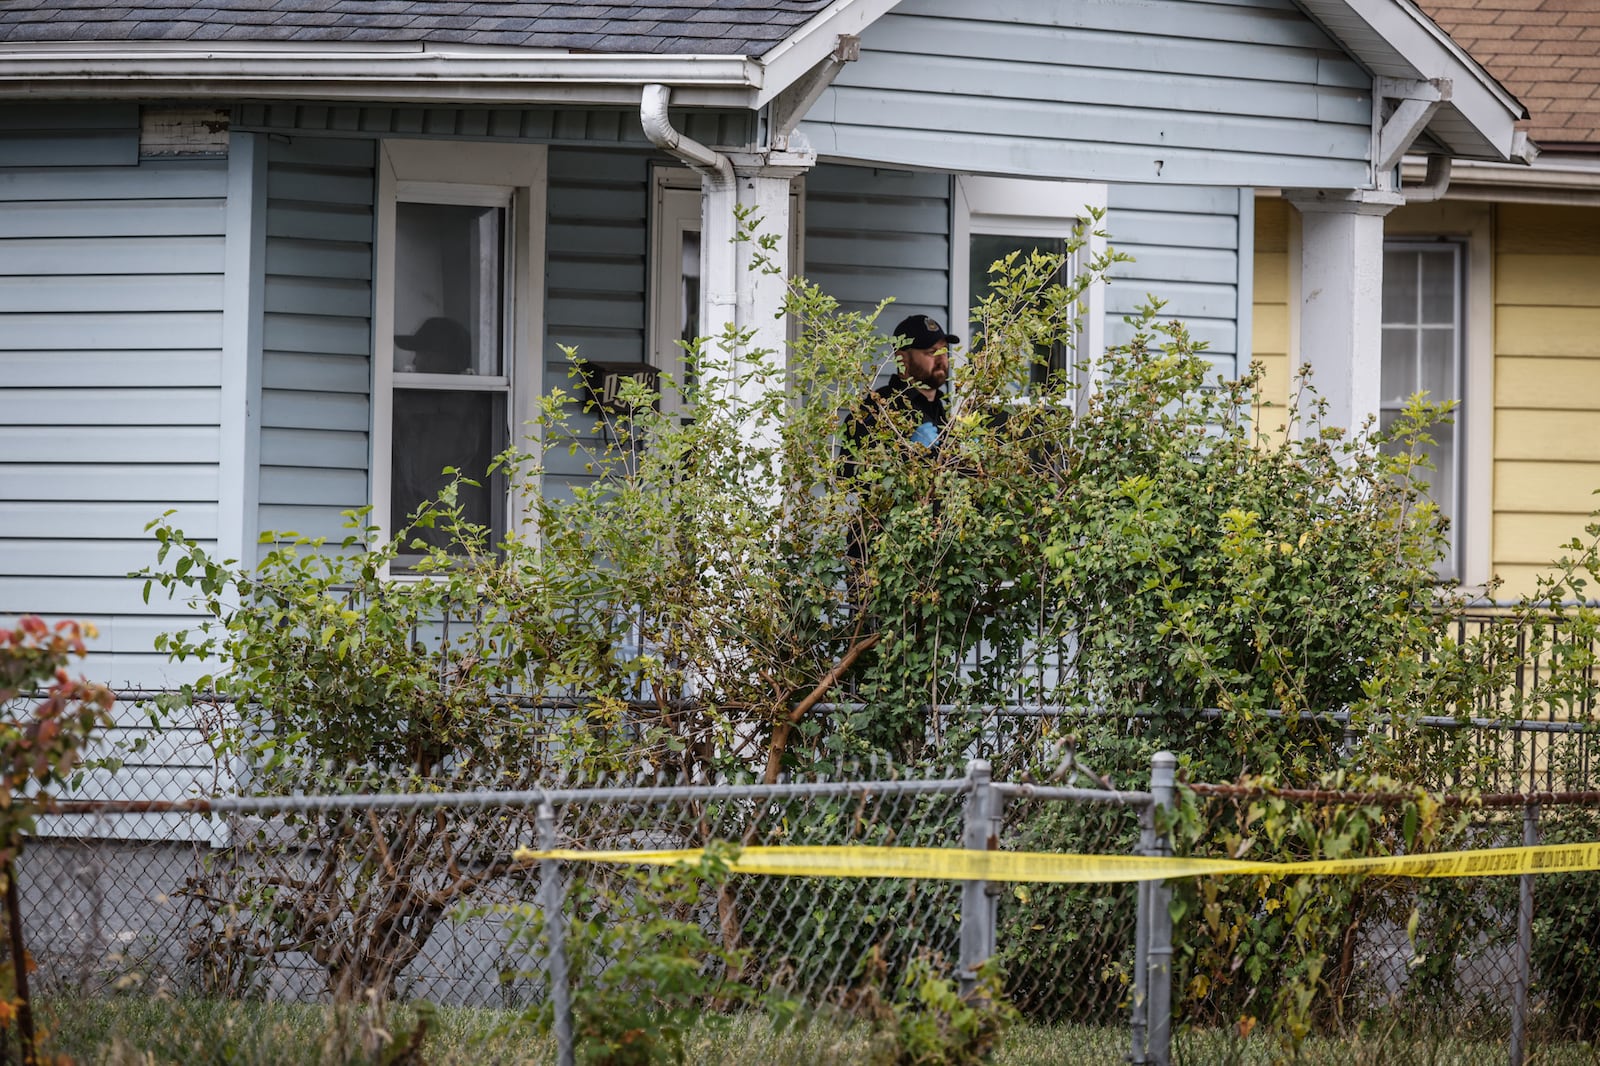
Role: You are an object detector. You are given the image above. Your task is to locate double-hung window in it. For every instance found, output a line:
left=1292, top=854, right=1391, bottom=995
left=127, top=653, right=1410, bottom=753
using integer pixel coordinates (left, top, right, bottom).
left=1381, top=240, right=1464, bottom=577
left=951, top=176, right=1107, bottom=400
left=374, top=141, right=545, bottom=570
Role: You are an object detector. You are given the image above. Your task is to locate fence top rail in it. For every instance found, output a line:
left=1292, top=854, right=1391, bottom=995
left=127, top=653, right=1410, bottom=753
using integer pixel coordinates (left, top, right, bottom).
left=40, top=776, right=977, bottom=817
left=994, top=782, right=1153, bottom=807
left=44, top=689, right=1600, bottom=738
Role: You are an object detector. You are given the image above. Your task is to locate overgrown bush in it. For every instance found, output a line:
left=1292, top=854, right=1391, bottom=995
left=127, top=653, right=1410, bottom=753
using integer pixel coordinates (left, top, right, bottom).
left=1167, top=773, right=1473, bottom=1057
left=136, top=211, right=1600, bottom=1055
left=857, top=950, right=1016, bottom=1066
left=511, top=844, right=755, bottom=1066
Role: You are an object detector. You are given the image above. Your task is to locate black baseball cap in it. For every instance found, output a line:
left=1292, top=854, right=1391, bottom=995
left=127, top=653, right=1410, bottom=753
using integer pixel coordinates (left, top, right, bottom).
left=891, top=313, right=961, bottom=351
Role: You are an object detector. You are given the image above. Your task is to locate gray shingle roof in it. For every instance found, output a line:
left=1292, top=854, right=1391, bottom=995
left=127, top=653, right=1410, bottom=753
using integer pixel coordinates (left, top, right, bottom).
left=0, top=0, right=835, bottom=56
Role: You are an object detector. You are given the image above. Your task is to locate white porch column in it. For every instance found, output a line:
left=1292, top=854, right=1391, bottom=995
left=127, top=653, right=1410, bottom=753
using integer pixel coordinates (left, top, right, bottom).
left=698, top=166, right=739, bottom=356
left=1286, top=189, right=1403, bottom=439
left=725, top=151, right=811, bottom=401
left=682, top=150, right=810, bottom=469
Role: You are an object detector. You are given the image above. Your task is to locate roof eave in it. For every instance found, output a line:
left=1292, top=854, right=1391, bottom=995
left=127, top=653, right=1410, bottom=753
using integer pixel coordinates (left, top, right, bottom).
left=1295, top=0, right=1527, bottom=163
left=0, top=46, right=765, bottom=109
left=753, top=0, right=899, bottom=107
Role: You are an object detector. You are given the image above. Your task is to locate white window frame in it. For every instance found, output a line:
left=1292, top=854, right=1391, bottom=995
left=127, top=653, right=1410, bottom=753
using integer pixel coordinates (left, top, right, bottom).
left=951, top=175, right=1108, bottom=403
left=372, top=140, right=547, bottom=566
left=648, top=169, right=706, bottom=422
left=1383, top=201, right=1492, bottom=589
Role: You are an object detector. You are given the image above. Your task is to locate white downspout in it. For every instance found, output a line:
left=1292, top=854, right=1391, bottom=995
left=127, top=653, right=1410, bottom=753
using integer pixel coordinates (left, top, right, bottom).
left=1402, top=154, right=1452, bottom=204
left=641, top=83, right=739, bottom=359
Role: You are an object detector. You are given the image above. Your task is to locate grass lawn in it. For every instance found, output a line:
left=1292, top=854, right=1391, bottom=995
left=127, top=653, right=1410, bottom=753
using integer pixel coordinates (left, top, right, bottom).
left=28, top=996, right=1599, bottom=1065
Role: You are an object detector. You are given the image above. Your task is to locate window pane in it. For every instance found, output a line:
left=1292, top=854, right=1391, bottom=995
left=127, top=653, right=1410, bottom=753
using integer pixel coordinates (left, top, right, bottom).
left=1420, top=328, right=1455, bottom=403
left=681, top=229, right=701, bottom=348
left=1380, top=327, right=1416, bottom=407
left=1419, top=250, right=1457, bottom=324
left=1429, top=437, right=1456, bottom=520
left=391, top=389, right=507, bottom=555
left=1382, top=251, right=1418, bottom=323
left=969, top=233, right=1068, bottom=381
left=394, top=202, right=505, bottom=376
left=1381, top=243, right=1463, bottom=579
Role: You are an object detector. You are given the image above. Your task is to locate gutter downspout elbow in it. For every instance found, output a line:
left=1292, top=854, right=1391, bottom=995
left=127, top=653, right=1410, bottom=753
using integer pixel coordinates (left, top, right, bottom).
left=1403, top=153, right=1452, bottom=204
left=641, top=83, right=734, bottom=187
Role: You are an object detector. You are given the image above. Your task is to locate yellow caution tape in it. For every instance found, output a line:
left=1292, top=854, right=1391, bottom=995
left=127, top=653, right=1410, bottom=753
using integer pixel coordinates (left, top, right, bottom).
left=510, top=842, right=1600, bottom=882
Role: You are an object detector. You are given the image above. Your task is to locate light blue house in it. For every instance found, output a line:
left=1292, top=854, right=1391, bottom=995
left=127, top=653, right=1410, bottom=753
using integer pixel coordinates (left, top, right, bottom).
left=0, top=0, right=1524, bottom=791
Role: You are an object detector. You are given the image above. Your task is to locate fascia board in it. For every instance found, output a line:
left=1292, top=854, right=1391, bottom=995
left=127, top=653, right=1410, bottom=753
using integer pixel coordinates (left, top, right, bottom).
left=0, top=47, right=763, bottom=109
left=754, top=0, right=900, bottom=108
left=1297, top=0, right=1525, bottom=162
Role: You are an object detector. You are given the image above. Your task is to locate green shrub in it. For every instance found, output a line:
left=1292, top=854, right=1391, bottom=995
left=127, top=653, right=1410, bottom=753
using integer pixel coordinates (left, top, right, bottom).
left=856, top=950, right=1016, bottom=1066
left=510, top=844, right=756, bottom=1066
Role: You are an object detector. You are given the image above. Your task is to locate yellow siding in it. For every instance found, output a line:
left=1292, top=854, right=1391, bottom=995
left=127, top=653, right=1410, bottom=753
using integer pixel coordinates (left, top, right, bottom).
left=1251, top=198, right=1292, bottom=443
left=1253, top=302, right=1289, bottom=339
left=1493, top=513, right=1597, bottom=564
left=1494, top=460, right=1600, bottom=511
left=1491, top=204, right=1600, bottom=597
left=1493, top=564, right=1588, bottom=597
left=1494, top=410, right=1600, bottom=462
left=1495, top=306, right=1600, bottom=358
left=1495, top=255, right=1600, bottom=308
left=1254, top=252, right=1289, bottom=303
left=1497, top=357, right=1600, bottom=409
left=1497, top=204, right=1600, bottom=255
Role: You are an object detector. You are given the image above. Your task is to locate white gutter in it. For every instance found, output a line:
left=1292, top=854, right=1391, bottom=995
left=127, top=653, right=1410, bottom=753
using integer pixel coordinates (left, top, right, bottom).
left=0, top=46, right=764, bottom=107
left=1399, top=149, right=1600, bottom=206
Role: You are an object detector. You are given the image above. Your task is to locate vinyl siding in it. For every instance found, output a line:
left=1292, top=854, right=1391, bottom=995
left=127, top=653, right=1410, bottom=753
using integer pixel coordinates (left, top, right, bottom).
left=1492, top=204, right=1600, bottom=596
left=0, top=103, right=138, bottom=168
left=1104, top=184, right=1246, bottom=382
left=803, top=163, right=952, bottom=345
left=0, top=146, right=226, bottom=690
left=803, top=0, right=1372, bottom=190
left=540, top=147, right=652, bottom=501
left=256, top=137, right=376, bottom=544
left=0, top=125, right=229, bottom=839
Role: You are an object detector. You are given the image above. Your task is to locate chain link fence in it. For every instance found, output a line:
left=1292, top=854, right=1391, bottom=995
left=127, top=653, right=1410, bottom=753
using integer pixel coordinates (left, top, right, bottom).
left=16, top=758, right=1176, bottom=1065
left=12, top=755, right=1600, bottom=1064
left=1172, top=783, right=1600, bottom=1065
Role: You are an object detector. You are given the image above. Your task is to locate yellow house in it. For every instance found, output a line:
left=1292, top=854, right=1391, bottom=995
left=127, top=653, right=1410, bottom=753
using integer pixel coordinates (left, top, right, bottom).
left=1254, top=0, right=1600, bottom=597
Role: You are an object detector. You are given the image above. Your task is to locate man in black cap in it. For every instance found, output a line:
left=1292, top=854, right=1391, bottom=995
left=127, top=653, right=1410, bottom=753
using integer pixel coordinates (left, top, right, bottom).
left=839, top=312, right=961, bottom=478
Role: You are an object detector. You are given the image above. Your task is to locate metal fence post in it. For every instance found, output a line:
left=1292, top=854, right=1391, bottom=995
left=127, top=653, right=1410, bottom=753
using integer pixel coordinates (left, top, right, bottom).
left=1510, top=801, right=1537, bottom=1066
left=959, top=758, right=997, bottom=997
left=1131, top=801, right=1153, bottom=1065
left=1146, top=751, right=1177, bottom=1066
left=537, top=800, right=574, bottom=1066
